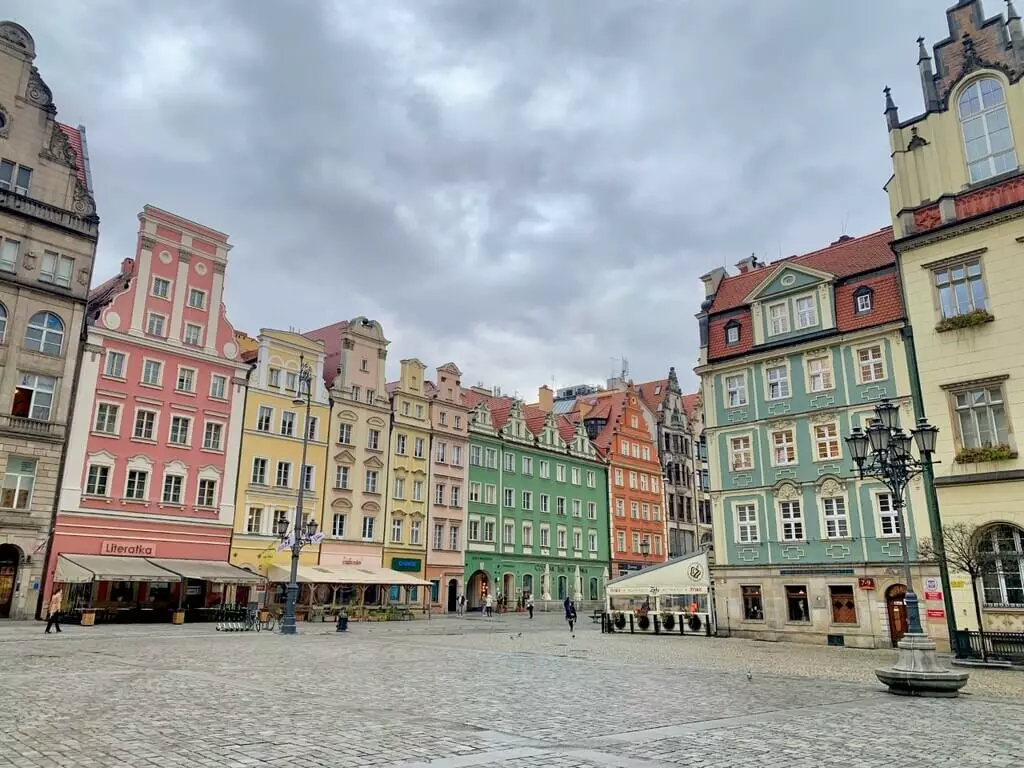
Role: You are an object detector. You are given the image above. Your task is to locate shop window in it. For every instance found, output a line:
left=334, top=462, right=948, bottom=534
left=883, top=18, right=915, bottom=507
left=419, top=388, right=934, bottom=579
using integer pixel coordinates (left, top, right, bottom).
left=785, top=585, right=809, bottom=622
left=829, top=585, right=857, bottom=624
left=741, top=585, right=763, bottom=620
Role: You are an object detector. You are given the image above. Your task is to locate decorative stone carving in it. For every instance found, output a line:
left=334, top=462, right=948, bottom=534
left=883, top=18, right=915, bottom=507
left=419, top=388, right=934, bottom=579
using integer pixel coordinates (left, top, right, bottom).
left=194, top=261, right=207, bottom=276
left=0, top=104, right=9, bottom=139
left=809, top=411, right=838, bottom=425
left=212, top=262, right=226, bottom=275
left=820, top=477, right=843, bottom=497
left=140, top=236, right=156, bottom=251
left=42, top=124, right=76, bottom=168
left=157, top=249, right=172, bottom=264
left=776, top=482, right=800, bottom=501
left=764, top=357, right=786, bottom=368
left=222, top=342, right=238, bottom=359
left=77, top=267, right=89, bottom=286
left=22, top=251, right=37, bottom=270
left=0, top=22, right=34, bottom=56
left=26, top=67, right=55, bottom=112
left=177, top=248, right=191, bottom=264
left=71, top=182, right=96, bottom=217
left=103, top=311, right=121, bottom=331
left=377, top=348, right=387, bottom=359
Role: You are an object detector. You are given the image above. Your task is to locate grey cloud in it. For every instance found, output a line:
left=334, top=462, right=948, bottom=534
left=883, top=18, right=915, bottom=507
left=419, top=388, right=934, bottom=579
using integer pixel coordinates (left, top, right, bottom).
left=10, top=0, right=950, bottom=394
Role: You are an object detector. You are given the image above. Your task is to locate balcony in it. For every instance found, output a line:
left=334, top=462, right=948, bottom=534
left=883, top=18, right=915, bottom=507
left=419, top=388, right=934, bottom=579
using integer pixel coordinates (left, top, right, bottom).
left=0, top=414, right=66, bottom=443
left=0, top=188, right=99, bottom=240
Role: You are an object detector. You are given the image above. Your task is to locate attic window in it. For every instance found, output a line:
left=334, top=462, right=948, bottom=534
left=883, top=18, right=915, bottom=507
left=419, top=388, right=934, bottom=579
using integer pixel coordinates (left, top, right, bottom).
left=654, top=386, right=661, bottom=395
left=724, top=321, right=741, bottom=345
left=854, top=287, right=873, bottom=314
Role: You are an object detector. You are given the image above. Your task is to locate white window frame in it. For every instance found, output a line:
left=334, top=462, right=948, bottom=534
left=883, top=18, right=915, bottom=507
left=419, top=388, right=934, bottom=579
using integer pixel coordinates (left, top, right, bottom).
left=771, top=429, right=796, bottom=466
left=104, top=350, right=127, bottom=379
left=814, top=422, right=841, bottom=460
left=779, top=500, right=804, bottom=542
left=141, top=359, right=163, bottom=387
left=151, top=275, right=172, bottom=299
left=187, top=287, right=207, bottom=309
left=210, top=374, right=228, bottom=400
left=93, top=401, right=121, bottom=435
left=765, top=364, right=790, bottom=400
left=730, top=435, right=753, bottom=471
left=168, top=415, right=191, bottom=447
left=202, top=420, right=224, bottom=451
left=175, top=366, right=196, bottom=393
left=725, top=373, right=748, bottom=408
left=876, top=491, right=900, bottom=538
left=856, top=344, right=886, bottom=384
left=768, top=302, right=790, bottom=335
left=822, top=497, right=849, bottom=539
left=806, top=355, right=834, bottom=393
left=183, top=322, right=203, bottom=347
left=146, top=311, right=167, bottom=337
left=957, top=77, right=1018, bottom=184
left=39, top=251, right=74, bottom=288
left=794, top=295, right=817, bottom=329
left=133, top=408, right=158, bottom=441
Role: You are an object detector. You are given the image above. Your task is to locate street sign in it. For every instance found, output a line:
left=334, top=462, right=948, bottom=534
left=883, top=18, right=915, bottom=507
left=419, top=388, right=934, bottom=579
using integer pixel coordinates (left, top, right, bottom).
left=926, top=608, right=945, bottom=619
left=924, top=591, right=943, bottom=602
left=924, top=577, right=939, bottom=591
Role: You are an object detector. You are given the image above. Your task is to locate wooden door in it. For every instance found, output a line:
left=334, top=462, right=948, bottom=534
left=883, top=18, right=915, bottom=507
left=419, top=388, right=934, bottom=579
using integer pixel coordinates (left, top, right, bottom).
left=886, top=584, right=908, bottom=647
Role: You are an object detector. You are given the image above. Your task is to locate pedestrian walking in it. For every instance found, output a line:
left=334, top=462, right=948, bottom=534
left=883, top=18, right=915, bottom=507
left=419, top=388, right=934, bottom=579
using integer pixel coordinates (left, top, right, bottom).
left=485, top=593, right=494, bottom=617
left=564, top=596, right=577, bottom=637
left=526, top=594, right=534, bottom=619
left=457, top=593, right=466, bottom=616
left=44, top=589, right=63, bottom=634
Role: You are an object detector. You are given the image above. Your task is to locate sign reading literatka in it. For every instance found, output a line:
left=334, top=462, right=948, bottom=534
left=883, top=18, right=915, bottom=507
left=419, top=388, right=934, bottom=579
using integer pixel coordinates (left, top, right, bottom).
left=100, top=540, right=157, bottom=557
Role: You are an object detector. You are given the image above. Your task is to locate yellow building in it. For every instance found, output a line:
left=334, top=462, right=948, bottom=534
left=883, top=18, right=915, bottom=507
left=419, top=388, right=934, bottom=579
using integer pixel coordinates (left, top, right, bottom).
left=230, top=330, right=331, bottom=585
left=885, top=0, right=1024, bottom=636
left=382, top=359, right=431, bottom=596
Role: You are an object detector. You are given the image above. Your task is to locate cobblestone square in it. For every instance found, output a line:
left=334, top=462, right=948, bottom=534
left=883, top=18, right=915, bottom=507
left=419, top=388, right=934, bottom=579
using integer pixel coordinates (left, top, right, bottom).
left=2, top=613, right=1021, bottom=767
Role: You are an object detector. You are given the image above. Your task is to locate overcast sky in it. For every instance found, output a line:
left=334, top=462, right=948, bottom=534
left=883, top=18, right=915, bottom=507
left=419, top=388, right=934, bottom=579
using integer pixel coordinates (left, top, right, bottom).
left=11, top=0, right=955, bottom=396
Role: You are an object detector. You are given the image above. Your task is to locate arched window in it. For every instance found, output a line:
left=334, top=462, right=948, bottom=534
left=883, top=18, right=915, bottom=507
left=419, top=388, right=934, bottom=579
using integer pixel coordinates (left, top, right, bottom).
left=0, top=303, right=7, bottom=343
left=978, top=524, right=1024, bottom=607
left=958, top=77, right=1018, bottom=183
left=24, top=311, right=64, bottom=356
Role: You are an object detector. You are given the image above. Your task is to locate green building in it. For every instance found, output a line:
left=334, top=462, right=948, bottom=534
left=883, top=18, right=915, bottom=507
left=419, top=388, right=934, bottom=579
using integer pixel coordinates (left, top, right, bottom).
left=463, top=392, right=610, bottom=609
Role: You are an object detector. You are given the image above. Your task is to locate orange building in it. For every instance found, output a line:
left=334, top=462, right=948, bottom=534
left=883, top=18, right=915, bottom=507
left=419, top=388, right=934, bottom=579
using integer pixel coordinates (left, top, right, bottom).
left=572, top=383, right=667, bottom=576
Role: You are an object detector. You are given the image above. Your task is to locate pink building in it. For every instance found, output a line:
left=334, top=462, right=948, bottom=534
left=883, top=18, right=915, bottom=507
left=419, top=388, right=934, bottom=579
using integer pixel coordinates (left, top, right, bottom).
left=44, top=206, right=252, bottom=616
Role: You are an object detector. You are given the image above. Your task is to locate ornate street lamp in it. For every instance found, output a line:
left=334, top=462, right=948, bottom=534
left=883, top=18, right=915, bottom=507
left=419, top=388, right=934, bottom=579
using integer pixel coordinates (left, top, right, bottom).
left=844, top=399, right=966, bottom=696
left=278, top=356, right=320, bottom=636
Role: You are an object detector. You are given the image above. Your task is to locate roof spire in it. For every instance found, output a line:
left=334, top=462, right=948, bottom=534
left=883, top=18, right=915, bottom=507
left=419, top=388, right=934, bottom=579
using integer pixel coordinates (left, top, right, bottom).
left=667, top=366, right=681, bottom=394
left=1008, top=1, right=1024, bottom=60
left=883, top=86, right=900, bottom=131
left=917, top=37, right=940, bottom=112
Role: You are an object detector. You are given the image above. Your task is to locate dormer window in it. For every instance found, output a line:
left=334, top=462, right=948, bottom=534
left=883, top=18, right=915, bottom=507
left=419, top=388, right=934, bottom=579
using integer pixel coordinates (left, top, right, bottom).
left=794, top=296, right=817, bottom=329
left=958, top=77, right=1017, bottom=184
left=725, top=321, right=741, bottom=345
left=768, top=303, right=789, bottom=335
left=854, top=286, right=873, bottom=314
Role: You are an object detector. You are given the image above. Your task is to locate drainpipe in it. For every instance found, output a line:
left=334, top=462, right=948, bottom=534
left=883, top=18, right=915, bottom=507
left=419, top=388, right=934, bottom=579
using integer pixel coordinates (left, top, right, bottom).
left=893, top=250, right=959, bottom=650
left=226, top=363, right=254, bottom=572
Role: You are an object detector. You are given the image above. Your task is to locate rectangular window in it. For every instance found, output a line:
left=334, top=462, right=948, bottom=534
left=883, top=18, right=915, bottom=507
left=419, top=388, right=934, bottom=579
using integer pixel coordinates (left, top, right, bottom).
left=134, top=410, right=156, bottom=440
left=332, top=514, right=346, bottom=538
left=483, top=521, right=495, bottom=542
left=586, top=470, right=596, bottom=488
left=414, top=438, right=425, bottom=458
left=829, top=585, right=857, bottom=624
left=484, top=484, right=496, bottom=504
left=539, top=460, right=550, bottom=479
left=394, top=478, right=406, bottom=499
left=449, top=526, right=459, bottom=550
left=104, top=351, right=126, bottom=379
left=337, top=423, right=352, bottom=444
left=572, top=499, right=582, bottom=517
left=367, top=429, right=380, bottom=450
left=469, top=482, right=481, bottom=502
left=877, top=492, right=900, bottom=537
left=794, top=296, right=817, bottom=328
left=169, top=416, right=190, bottom=446
left=556, top=497, right=566, bottom=516
left=94, top=403, right=119, bottom=434
left=556, top=464, right=566, bottom=482
left=362, top=516, right=375, bottom=540
left=176, top=367, right=195, bottom=393
left=614, top=468, right=623, bottom=486
left=934, top=260, right=987, bottom=319
left=768, top=302, right=790, bottom=335
left=588, top=502, right=597, bottom=520
left=953, top=385, right=1009, bottom=449
left=823, top=497, right=849, bottom=539
left=210, top=375, right=227, bottom=399
left=736, top=503, right=759, bottom=543
left=807, top=356, right=833, bottom=392
left=454, top=415, right=461, bottom=429
left=523, top=524, right=533, bottom=547
left=280, top=412, right=296, bottom=437
left=125, top=470, right=148, bottom=501
left=269, top=369, right=281, bottom=388
left=302, top=465, right=314, bottom=492
left=146, top=313, right=166, bottom=337
left=503, top=487, right=514, bottom=508
left=276, top=461, right=291, bottom=488
left=468, top=520, right=480, bottom=541
left=772, top=430, right=795, bottom=465
left=395, top=434, right=407, bottom=455
left=182, top=322, right=203, bottom=347
left=439, top=411, right=448, bottom=426
left=470, top=445, right=482, bottom=465
left=786, top=585, right=809, bottom=622
left=616, top=530, right=626, bottom=552
left=162, top=474, right=183, bottom=504
left=433, top=523, right=444, bottom=550
left=153, top=277, right=172, bottom=298
left=588, top=531, right=598, bottom=552
left=391, top=518, right=402, bottom=543
left=203, top=422, right=223, bottom=450
left=410, top=520, right=421, bottom=545
left=0, top=160, right=31, bottom=195
left=0, top=237, right=19, bottom=271
left=251, top=458, right=268, bottom=484
left=257, top=406, right=273, bottom=432
left=573, top=530, right=583, bottom=550
left=857, top=345, right=885, bottom=383
left=197, top=479, right=216, bottom=507
left=522, top=490, right=532, bottom=510
left=571, top=467, right=581, bottom=485
left=730, top=436, right=753, bottom=471
left=766, top=365, right=790, bottom=400
left=780, top=500, right=803, bottom=541
left=725, top=374, right=747, bottom=407
left=484, top=448, right=497, bottom=468
left=0, top=458, right=36, bottom=509
left=84, top=464, right=109, bottom=497
left=504, top=452, right=515, bottom=472
left=142, top=360, right=162, bottom=386
left=365, top=470, right=378, bottom=493
left=503, top=522, right=514, bottom=545
left=814, top=423, right=840, bottom=460
left=615, top=498, right=624, bottom=517
left=451, top=445, right=462, bottom=466
left=522, top=456, right=533, bottom=475
left=40, top=251, right=74, bottom=288
left=540, top=494, right=550, bottom=513
left=335, top=466, right=349, bottom=489
left=557, top=529, right=567, bottom=549
left=246, top=507, right=263, bottom=535
left=539, top=526, right=550, bottom=548
left=412, top=480, right=422, bottom=502
left=285, top=372, right=298, bottom=391
left=305, top=416, right=317, bottom=441
left=436, top=442, right=447, bottom=463
left=188, top=288, right=206, bottom=309
left=742, top=585, right=764, bottom=620
left=435, top=483, right=446, bottom=505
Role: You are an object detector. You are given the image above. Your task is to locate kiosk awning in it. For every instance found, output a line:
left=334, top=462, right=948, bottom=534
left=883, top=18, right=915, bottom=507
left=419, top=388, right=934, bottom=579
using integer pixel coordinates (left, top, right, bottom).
left=345, top=565, right=430, bottom=586
left=266, top=564, right=429, bottom=586
left=267, top=564, right=354, bottom=583
left=605, top=551, right=711, bottom=597
left=146, top=558, right=264, bottom=584
left=54, top=554, right=181, bottom=584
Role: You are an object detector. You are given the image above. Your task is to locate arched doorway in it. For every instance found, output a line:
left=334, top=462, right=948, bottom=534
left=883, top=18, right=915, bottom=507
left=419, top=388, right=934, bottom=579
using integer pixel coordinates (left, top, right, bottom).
left=0, top=544, right=22, bottom=618
left=467, top=570, right=489, bottom=610
left=557, top=575, right=567, bottom=601
left=522, top=573, right=533, bottom=598
left=446, top=578, right=458, bottom=613
left=886, top=583, right=908, bottom=647
left=589, top=577, right=599, bottom=601
left=502, top=573, right=515, bottom=609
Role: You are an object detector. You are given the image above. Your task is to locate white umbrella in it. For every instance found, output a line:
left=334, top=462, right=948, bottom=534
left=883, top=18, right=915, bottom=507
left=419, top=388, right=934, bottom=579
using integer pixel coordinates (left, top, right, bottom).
left=574, top=565, right=582, bottom=601
left=542, top=563, right=551, bottom=601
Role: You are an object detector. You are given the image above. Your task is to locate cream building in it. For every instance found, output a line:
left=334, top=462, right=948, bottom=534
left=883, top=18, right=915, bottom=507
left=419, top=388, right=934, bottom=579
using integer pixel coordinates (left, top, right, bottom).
left=885, top=0, right=1024, bottom=636
left=0, top=22, right=99, bottom=619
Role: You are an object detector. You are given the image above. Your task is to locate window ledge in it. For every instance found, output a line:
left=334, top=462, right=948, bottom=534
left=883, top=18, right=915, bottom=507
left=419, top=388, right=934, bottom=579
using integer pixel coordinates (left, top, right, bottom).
left=936, top=310, right=995, bottom=333
left=955, top=446, right=1017, bottom=464
left=982, top=604, right=1024, bottom=613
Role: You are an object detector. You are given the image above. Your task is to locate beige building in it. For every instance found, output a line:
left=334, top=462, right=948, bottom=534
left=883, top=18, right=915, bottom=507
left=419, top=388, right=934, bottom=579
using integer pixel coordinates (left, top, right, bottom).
left=304, top=318, right=391, bottom=595
left=0, top=22, right=99, bottom=619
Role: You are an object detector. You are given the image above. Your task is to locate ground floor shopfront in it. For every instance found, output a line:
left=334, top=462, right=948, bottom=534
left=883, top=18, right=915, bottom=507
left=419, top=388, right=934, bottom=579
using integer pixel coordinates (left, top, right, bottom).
left=713, top=562, right=948, bottom=651
left=425, top=559, right=463, bottom=614
left=463, top=553, right=610, bottom=611
left=229, top=533, right=320, bottom=578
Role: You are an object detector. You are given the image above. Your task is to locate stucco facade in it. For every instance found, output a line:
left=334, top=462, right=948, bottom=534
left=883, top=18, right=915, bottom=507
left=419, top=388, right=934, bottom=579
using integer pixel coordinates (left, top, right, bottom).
left=0, top=22, right=99, bottom=619
left=230, top=330, right=330, bottom=578
left=885, top=0, right=1024, bottom=634
left=425, top=362, right=469, bottom=612
left=48, top=206, right=247, bottom=604
left=304, top=318, right=390, bottom=577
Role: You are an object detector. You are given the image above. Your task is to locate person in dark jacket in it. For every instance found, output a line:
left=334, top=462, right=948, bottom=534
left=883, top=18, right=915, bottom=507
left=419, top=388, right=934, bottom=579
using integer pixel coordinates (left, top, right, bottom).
left=564, top=596, right=577, bottom=636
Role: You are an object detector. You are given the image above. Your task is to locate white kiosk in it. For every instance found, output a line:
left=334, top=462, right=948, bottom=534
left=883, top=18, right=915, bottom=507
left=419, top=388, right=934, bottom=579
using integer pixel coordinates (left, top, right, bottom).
left=604, top=550, right=715, bottom=636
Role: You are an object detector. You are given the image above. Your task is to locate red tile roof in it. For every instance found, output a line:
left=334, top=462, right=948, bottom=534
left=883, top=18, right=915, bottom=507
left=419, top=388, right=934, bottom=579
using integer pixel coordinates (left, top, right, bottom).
left=57, top=123, right=89, bottom=189
left=466, top=391, right=581, bottom=445
left=708, top=227, right=894, bottom=315
left=635, top=378, right=668, bottom=416
left=681, top=393, right=701, bottom=421
left=567, top=390, right=625, bottom=456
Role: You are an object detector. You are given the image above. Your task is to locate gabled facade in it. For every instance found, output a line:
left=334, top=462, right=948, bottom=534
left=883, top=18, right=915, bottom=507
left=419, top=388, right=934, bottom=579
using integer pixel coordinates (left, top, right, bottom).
left=382, top=359, right=430, bottom=592
left=695, top=230, right=943, bottom=649
left=0, top=22, right=99, bottom=619
left=48, top=206, right=247, bottom=607
left=576, top=384, right=666, bottom=576
left=304, top=318, right=390, bottom=580
left=425, top=362, right=469, bottom=612
left=229, top=330, right=330, bottom=576
left=885, top=0, right=1024, bottom=633
left=464, top=388, right=610, bottom=609
left=637, top=369, right=708, bottom=557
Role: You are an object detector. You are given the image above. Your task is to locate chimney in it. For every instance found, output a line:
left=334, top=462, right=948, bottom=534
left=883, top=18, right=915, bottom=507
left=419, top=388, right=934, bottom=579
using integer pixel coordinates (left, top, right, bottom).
left=537, top=385, right=554, bottom=412
left=734, top=254, right=760, bottom=274
left=1008, top=1, right=1024, bottom=61
left=606, top=377, right=626, bottom=391
left=699, top=267, right=727, bottom=298
left=917, top=37, right=940, bottom=112
left=830, top=234, right=854, bottom=245
left=120, top=257, right=135, bottom=276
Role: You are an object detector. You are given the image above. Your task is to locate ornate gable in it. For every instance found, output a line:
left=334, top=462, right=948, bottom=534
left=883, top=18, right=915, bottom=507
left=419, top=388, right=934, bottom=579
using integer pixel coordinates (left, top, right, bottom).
left=469, top=401, right=496, bottom=434
left=568, top=420, right=598, bottom=460
left=537, top=411, right=567, bottom=450
left=501, top=400, right=532, bottom=444
left=743, top=263, right=834, bottom=304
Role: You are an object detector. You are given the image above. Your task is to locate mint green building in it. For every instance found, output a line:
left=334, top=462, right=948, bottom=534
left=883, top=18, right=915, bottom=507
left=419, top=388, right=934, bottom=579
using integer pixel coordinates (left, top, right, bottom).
left=463, top=394, right=610, bottom=609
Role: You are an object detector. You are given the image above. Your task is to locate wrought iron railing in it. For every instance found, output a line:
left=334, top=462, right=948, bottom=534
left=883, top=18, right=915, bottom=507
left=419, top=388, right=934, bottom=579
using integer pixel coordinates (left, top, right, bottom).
left=955, top=630, right=1024, bottom=663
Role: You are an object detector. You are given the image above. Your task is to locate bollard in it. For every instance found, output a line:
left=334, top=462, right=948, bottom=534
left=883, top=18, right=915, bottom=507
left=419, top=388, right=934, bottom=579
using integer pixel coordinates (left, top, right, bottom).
left=629, top=612, right=635, bottom=633
left=654, top=615, right=660, bottom=634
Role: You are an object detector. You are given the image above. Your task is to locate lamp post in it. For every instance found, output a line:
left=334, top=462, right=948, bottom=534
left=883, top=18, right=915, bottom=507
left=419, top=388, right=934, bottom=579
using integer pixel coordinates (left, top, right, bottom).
left=276, top=356, right=319, bottom=636
left=844, top=399, right=967, bottom=697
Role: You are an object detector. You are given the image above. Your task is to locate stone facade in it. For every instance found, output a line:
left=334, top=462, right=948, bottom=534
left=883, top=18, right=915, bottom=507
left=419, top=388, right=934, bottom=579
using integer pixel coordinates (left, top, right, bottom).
left=0, top=21, right=99, bottom=619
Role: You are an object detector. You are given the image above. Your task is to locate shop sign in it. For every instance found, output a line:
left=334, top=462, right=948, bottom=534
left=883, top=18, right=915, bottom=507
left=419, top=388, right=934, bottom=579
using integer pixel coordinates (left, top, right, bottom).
left=100, top=540, right=156, bottom=557
left=391, top=558, right=421, bottom=572
left=950, top=579, right=967, bottom=590
left=857, top=577, right=876, bottom=590
left=924, top=591, right=943, bottom=602
left=341, top=557, right=365, bottom=566
left=926, top=608, right=946, bottom=619
left=924, top=577, right=940, bottom=591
